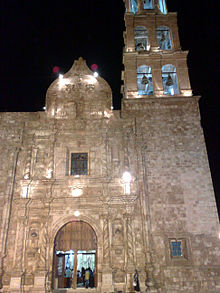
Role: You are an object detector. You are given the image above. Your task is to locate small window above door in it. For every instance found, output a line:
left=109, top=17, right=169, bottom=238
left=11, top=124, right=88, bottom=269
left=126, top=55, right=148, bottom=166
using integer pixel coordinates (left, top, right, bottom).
left=70, top=153, right=88, bottom=175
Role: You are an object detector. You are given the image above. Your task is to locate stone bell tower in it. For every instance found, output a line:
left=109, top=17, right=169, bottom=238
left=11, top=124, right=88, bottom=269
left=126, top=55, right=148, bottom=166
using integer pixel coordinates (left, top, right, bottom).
left=122, top=0, right=192, bottom=99
left=120, top=0, right=220, bottom=292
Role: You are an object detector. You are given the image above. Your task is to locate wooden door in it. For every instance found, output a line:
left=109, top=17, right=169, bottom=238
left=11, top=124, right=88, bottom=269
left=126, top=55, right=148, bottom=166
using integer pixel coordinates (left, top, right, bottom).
left=53, top=221, right=97, bottom=289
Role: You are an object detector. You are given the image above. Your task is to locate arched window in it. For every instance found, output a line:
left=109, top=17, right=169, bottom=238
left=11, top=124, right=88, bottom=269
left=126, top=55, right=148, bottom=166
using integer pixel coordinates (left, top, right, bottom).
left=157, top=26, right=172, bottom=50
left=137, top=65, right=153, bottom=95
left=129, top=0, right=138, bottom=14
left=159, top=0, right=167, bottom=14
left=134, top=26, right=149, bottom=51
left=162, top=64, right=179, bottom=95
left=143, top=0, right=154, bottom=9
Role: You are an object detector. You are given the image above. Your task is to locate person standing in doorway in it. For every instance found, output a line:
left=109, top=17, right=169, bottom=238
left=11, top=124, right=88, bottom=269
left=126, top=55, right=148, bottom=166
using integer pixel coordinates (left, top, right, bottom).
left=85, top=268, right=90, bottom=288
left=133, top=269, right=140, bottom=291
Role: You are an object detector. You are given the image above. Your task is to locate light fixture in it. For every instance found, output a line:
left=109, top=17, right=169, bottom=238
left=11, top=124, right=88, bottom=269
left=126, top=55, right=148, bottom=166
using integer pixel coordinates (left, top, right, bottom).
left=141, top=74, right=149, bottom=85
left=59, top=74, right=63, bottom=79
left=93, top=72, right=99, bottom=78
left=122, top=171, right=132, bottom=195
left=46, top=169, right=53, bottom=179
left=122, top=171, right=132, bottom=183
left=71, top=188, right=82, bottom=197
left=21, top=186, right=28, bottom=198
left=43, top=106, right=46, bottom=110
left=74, top=211, right=80, bottom=217
left=166, top=74, right=174, bottom=86
left=24, top=174, right=29, bottom=180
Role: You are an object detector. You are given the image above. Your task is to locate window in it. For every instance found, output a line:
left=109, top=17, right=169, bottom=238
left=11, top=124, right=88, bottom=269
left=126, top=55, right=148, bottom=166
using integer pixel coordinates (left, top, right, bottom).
left=170, top=240, right=183, bottom=257
left=143, top=0, right=154, bottom=9
left=159, top=0, right=167, bottom=14
left=162, top=64, right=179, bottom=95
left=134, top=26, right=149, bottom=51
left=129, top=0, right=138, bottom=14
left=137, top=65, right=153, bottom=95
left=70, top=153, right=88, bottom=175
left=169, top=238, right=188, bottom=259
left=157, top=26, right=172, bottom=50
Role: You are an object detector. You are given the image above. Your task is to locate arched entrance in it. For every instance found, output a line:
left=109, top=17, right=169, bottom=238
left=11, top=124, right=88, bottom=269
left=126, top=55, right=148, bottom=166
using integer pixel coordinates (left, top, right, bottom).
left=52, top=221, right=97, bottom=290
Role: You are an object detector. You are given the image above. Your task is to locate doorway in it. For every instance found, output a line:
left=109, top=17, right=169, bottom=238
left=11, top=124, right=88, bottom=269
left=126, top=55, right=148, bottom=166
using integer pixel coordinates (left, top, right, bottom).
left=52, top=221, right=97, bottom=289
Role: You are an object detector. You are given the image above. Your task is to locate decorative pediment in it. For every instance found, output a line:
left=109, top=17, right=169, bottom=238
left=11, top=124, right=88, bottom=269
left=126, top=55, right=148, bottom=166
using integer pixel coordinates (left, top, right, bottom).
left=45, top=57, right=112, bottom=119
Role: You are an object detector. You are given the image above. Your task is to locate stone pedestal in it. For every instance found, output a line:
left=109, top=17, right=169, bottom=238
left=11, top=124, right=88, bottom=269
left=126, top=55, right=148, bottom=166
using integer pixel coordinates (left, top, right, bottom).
left=101, top=268, right=114, bottom=292
left=9, top=271, right=23, bottom=292
left=31, top=271, right=47, bottom=292
left=10, top=277, right=22, bottom=291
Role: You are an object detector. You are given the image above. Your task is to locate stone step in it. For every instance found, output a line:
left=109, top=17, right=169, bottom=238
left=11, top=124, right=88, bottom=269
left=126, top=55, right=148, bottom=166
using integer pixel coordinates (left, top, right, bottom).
left=53, top=289, right=97, bottom=293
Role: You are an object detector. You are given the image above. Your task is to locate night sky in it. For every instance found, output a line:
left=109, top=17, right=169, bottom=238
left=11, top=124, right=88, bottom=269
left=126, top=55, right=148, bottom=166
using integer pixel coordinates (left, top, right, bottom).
left=1, top=0, right=219, bottom=218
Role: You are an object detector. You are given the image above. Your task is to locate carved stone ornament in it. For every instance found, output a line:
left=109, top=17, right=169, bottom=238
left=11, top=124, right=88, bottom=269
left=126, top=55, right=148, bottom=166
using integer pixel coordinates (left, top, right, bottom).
left=45, top=57, right=112, bottom=119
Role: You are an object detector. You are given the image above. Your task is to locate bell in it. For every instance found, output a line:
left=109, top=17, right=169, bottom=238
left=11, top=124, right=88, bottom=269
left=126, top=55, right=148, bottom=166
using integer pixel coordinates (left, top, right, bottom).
left=166, top=74, right=174, bottom=86
left=141, top=74, right=149, bottom=85
left=137, top=43, right=145, bottom=50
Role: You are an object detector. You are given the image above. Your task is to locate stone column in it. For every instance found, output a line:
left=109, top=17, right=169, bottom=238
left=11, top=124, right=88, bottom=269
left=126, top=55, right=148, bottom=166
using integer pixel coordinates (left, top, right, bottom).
left=9, top=212, right=27, bottom=293
left=0, top=147, right=21, bottom=290
left=152, top=61, right=164, bottom=97
left=125, top=14, right=135, bottom=52
left=154, top=0, right=161, bottom=14
left=23, top=147, right=32, bottom=179
left=101, top=214, right=113, bottom=292
left=124, top=213, right=135, bottom=292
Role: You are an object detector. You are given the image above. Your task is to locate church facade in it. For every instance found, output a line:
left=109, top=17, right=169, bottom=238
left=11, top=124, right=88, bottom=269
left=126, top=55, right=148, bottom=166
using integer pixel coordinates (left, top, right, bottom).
left=0, top=0, right=219, bottom=292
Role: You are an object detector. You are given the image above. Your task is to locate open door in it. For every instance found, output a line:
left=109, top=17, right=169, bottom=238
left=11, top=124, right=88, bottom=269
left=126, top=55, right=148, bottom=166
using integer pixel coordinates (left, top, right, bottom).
left=52, top=221, right=97, bottom=289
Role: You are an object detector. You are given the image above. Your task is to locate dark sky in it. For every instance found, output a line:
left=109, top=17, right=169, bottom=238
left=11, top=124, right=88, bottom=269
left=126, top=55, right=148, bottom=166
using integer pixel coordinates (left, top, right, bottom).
left=1, top=0, right=219, bottom=218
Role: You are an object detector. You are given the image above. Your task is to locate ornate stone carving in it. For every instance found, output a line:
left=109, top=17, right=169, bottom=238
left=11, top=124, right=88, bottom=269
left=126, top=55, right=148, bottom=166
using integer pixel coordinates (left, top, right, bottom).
left=125, top=215, right=134, bottom=265
left=102, top=216, right=110, bottom=265
left=23, top=147, right=32, bottom=179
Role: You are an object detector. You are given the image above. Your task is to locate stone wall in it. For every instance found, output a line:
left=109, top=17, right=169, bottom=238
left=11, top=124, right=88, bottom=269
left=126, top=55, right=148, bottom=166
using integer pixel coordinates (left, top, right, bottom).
left=0, top=59, right=219, bottom=293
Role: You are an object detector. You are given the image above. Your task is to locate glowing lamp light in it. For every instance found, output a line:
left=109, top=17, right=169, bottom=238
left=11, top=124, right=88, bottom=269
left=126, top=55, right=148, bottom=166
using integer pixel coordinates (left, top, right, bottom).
left=122, top=171, right=132, bottom=183
left=21, top=186, right=28, bottom=198
left=43, top=106, right=46, bottom=111
left=122, top=171, right=132, bottom=195
left=93, top=72, right=99, bottom=78
left=46, top=169, right=53, bottom=179
left=71, top=188, right=83, bottom=197
left=59, top=74, right=63, bottom=79
left=74, top=211, right=80, bottom=217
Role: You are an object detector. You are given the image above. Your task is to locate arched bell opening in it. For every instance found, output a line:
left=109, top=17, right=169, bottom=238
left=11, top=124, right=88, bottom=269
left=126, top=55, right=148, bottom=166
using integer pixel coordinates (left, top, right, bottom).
left=52, top=221, right=97, bottom=290
left=134, top=26, right=149, bottom=51
left=137, top=65, right=153, bottom=95
left=161, top=64, right=179, bottom=96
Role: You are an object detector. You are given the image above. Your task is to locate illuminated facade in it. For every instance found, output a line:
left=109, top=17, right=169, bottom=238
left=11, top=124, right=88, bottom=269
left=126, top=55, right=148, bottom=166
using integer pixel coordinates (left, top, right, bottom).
left=0, top=1, right=219, bottom=292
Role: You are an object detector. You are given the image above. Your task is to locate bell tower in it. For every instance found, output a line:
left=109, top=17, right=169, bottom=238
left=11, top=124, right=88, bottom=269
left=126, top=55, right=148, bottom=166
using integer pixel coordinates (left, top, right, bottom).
left=122, top=0, right=192, bottom=99
left=121, top=1, right=220, bottom=292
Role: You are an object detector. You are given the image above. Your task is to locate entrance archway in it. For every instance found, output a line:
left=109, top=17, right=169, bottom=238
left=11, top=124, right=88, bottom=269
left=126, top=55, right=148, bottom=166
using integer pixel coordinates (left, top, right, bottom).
left=52, top=221, right=97, bottom=289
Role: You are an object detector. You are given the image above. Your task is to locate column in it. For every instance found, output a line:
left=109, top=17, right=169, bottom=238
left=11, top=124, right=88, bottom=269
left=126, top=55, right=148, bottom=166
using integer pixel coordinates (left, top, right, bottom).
left=101, top=214, right=113, bottom=292
left=124, top=214, right=135, bottom=292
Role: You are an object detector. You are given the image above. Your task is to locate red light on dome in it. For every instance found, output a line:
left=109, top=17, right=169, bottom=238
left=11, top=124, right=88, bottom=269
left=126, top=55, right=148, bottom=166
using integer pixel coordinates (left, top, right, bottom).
left=91, top=64, right=98, bottom=71
left=53, top=66, right=60, bottom=73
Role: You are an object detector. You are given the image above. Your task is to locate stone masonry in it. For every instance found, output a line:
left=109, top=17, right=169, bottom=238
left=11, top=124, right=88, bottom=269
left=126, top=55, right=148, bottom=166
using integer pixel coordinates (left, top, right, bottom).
left=0, top=0, right=220, bottom=292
